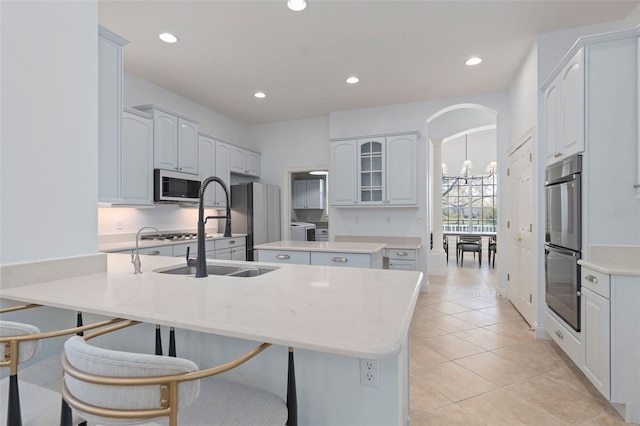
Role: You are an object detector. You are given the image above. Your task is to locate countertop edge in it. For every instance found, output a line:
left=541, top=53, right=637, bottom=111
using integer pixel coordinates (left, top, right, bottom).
left=578, top=260, right=640, bottom=277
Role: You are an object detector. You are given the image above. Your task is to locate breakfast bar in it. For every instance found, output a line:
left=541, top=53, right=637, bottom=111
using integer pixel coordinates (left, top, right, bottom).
left=0, top=253, right=422, bottom=425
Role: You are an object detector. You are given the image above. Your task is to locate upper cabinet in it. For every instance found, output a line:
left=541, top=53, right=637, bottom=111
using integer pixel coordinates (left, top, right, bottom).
left=331, top=132, right=417, bottom=207
left=293, top=179, right=325, bottom=209
left=98, top=26, right=128, bottom=203
left=134, top=105, right=199, bottom=175
left=544, top=48, right=584, bottom=164
left=198, top=134, right=232, bottom=208
left=230, top=145, right=261, bottom=177
left=121, top=108, right=154, bottom=205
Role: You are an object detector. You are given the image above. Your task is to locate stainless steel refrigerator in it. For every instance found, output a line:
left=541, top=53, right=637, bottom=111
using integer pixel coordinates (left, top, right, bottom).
left=231, top=182, right=281, bottom=261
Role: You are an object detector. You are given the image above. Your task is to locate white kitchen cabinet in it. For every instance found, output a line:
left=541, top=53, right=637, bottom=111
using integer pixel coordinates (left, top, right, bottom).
left=213, top=237, right=246, bottom=260
left=293, top=179, right=325, bottom=209
left=230, top=146, right=261, bottom=177
left=214, top=141, right=232, bottom=207
left=315, top=228, right=329, bottom=242
left=98, top=26, right=128, bottom=203
left=134, top=105, right=199, bottom=174
left=386, top=248, right=417, bottom=271
left=330, top=140, right=358, bottom=205
left=198, top=134, right=232, bottom=208
left=121, top=108, right=153, bottom=205
left=331, top=132, right=417, bottom=207
left=577, top=265, right=640, bottom=423
left=258, top=250, right=311, bottom=265
left=113, top=245, right=173, bottom=257
left=257, top=248, right=381, bottom=268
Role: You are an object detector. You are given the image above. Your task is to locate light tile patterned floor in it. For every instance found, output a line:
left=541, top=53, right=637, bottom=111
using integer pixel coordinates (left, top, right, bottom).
left=411, top=259, right=630, bottom=425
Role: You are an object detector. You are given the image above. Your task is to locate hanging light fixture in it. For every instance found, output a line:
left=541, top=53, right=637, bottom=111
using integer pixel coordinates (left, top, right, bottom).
left=485, top=161, right=497, bottom=176
left=287, top=0, right=307, bottom=11
left=441, top=163, right=448, bottom=175
left=460, top=134, right=473, bottom=178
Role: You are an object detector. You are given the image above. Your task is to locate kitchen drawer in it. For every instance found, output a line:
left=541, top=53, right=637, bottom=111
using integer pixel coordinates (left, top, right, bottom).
left=316, top=229, right=329, bottom=242
left=546, top=310, right=582, bottom=367
left=172, top=242, right=197, bottom=257
left=258, top=250, right=310, bottom=265
left=581, top=268, right=610, bottom=299
left=385, top=248, right=416, bottom=261
left=214, top=237, right=245, bottom=250
left=311, top=252, right=372, bottom=268
left=125, top=245, right=173, bottom=257
left=389, top=259, right=416, bottom=271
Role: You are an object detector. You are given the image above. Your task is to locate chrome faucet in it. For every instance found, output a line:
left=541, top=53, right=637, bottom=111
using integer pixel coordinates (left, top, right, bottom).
left=132, top=226, right=160, bottom=274
left=196, top=177, right=232, bottom=278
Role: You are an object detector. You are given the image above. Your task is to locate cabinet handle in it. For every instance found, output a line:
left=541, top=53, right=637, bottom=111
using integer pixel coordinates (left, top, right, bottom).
left=331, top=257, right=348, bottom=263
left=147, top=250, right=160, bottom=256
left=555, top=330, right=564, bottom=339
left=584, top=275, right=598, bottom=284
left=634, top=183, right=640, bottom=189
left=396, top=251, right=408, bottom=256
left=229, top=240, right=236, bottom=245
left=276, top=254, right=290, bottom=260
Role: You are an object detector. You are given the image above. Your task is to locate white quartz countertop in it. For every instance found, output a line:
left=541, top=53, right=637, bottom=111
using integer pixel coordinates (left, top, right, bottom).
left=578, top=260, right=640, bottom=276
left=99, top=233, right=247, bottom=253
left=253, top=240, right=386, bottom=254
left=334, top=235, right=422, bottom=250
left=0, top=254, right=422, bottom=359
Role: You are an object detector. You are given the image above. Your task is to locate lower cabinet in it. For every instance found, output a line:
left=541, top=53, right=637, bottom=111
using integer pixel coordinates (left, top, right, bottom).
left=385, top=248, right=417, bottom=271
left=113, top=245, right=173, bottom=257
left=212, top=237, right=246, bottom=260
left=256, top=249, right=380, bottom=268
left=577, top=266, right=640, bottom=423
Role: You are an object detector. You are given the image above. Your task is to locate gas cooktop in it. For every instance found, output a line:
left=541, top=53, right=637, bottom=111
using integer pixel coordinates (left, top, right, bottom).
left=140, top=232, right=198, bottom=241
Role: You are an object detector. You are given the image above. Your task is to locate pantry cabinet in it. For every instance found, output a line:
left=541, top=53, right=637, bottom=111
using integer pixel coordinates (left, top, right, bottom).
left=134, top=105, right=199, bottom=175
left=121, top=108, right=153, bottom=205
left=98, top=26, right=128, bottom=203
left=293, top=179, right=325, bottom=209
left=330, top=132, right=417, bottom=206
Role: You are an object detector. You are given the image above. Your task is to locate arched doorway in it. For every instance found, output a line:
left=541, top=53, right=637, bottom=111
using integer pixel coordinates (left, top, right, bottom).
left=426, top=104, right=500, bottom=295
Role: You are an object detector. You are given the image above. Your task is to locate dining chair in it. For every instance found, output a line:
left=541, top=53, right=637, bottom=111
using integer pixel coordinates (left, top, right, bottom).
left=456, top=236, right=482, bottom=267
left=488, top=235, right=497, bottom=268
left=61, top=320, right=294, bottom=426
left=0, top=304, right=126, bottom=426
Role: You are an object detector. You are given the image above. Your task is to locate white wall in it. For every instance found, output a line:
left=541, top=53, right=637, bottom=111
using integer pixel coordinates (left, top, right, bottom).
left=624, top=2, right=640, bottom=27
left=98, top=205, right=208, bottom=235
left=442, top=129, right=497, bottom=176
left=0, top=1, right=99, bottom=264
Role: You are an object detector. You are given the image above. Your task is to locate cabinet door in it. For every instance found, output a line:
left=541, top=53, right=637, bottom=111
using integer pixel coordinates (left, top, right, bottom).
left=560, top=48, right=585, bottom=158
left=214, top=247, right=232, bottom=260
left=310, top=252, right=372, bottom=268
left=293, top=180, right=308, bottom=209
left=245, top=151, right=260, bottom=176
left=358, top=138, right=385, bottom=205
left=231, top=247, right=246, bottom=261
left=330, top=140, right=358, bottom=206
left=544, top=82, right=560, bottom=164
left=385, top=134, right=416, bottom=205
left=582, top=287, right=611, bottom=399
left=153, top=110, right=178, bottom=170
left=198, top=135, right=216, bottom=207
left=230, top=146, right=245, bottom=174
left=177, top=118, right=198, bottom=174
left=214, top=141, right=231, bottom=207
left=257, top=250, right=310, bottom=264
left=98, top=31, right=124, bottom=203
left=121, top=110, right=153, bottom=205
left=306, top=179, right=324, bottom=209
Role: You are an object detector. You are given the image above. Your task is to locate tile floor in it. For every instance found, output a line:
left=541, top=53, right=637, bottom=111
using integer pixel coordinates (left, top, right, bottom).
left=410, top=258, right=630, bottom=425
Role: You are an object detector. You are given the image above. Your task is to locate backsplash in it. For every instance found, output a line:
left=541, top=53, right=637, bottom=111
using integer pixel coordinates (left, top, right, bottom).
left=98, top=204, right=222, bottom=235
left=292, top=208, right=327, bottom=223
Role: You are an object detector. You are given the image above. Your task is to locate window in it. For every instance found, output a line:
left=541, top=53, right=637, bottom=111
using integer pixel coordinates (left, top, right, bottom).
left=442, top=175, right=497, bottom=232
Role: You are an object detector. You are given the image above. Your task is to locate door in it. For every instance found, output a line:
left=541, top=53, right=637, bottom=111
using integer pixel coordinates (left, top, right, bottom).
left=121, top=110, right=153, bottom=205
left=357, top=138, right=385, bottom=204
left=154, top=110, right=178, bottom=170
left=507, top=132, right=535, bottom=326
left=386, top=134, right=417, bottom=205
left=198, top=135, right=216, bottom=207
left=177, top=118, right=198, bottom=174
left=560, top=48, right=584, bottom=157
left=214, top=141, right=231, bottom=207
left=293, top=180, right=307, bottom=209
left=544, top=83, right=560, bottom=163
left=330, top=140, right=357, bottom=205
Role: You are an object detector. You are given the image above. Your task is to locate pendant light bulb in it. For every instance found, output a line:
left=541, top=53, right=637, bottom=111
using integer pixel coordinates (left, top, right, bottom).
left=287, top=0, right=307, bottom=11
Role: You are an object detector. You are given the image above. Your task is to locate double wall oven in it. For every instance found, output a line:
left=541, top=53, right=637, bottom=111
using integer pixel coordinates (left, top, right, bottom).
left=544, top=155, right=582, bottom=331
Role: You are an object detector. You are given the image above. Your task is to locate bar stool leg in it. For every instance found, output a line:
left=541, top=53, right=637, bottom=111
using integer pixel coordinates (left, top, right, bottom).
left=155, top=325, right=162, bottom=356
left=286, top=347, right=297, bottom=426
left=169, top=327, right=176, bottom=357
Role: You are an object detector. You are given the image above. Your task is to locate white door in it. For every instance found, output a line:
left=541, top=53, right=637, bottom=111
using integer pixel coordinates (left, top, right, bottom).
left=560, top=48, right=584, bottom=157
left=507, top=132, right=535, bottom=326
left=214, top=141, right=231, bottom=207
left=293, top=180, right=307, bottom=209
left=177, top=118, right=198, bottom=174
left=153, top=110, right=178, bottom=170
left=198, top=135, right=216, bottom=207
left=385, top=134, right=417, bottom=205
left=121, top=110, right=153, bottom=205
left=330, top=140, right=358, bottom=205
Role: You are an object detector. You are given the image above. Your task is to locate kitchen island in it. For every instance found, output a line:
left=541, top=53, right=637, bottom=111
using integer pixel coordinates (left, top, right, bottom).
left=0, top=253, right=422, bottom=425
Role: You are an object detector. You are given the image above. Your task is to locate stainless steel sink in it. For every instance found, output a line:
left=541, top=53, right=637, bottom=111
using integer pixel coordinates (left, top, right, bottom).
left=153, top=264, right=277, bottom=277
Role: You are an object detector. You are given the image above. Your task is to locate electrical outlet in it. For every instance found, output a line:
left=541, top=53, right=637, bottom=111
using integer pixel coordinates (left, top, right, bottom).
left=360, top=358, right=379, bottom=388
left=116, top=220, right=123, bottom=230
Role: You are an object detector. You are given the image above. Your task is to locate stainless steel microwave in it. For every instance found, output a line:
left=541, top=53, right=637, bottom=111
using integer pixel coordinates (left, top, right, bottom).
left=154, top=169, right=202, bottom=203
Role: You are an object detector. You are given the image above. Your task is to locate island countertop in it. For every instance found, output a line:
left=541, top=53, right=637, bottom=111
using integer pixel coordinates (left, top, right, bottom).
left=253, top=240, right=386, bottom=254
left=0, top=254, right=422, bottom=359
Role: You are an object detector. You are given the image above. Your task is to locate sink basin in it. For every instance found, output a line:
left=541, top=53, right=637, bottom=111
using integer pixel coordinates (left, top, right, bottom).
left=153, top=264, right=277, bottom=277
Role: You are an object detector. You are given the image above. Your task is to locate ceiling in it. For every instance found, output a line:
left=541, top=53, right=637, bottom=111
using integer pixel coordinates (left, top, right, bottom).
left=99, top=1, right=638, bottom=125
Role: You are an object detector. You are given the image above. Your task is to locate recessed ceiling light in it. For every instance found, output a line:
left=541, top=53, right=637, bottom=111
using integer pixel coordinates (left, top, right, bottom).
left=465, top=57, right=482, bottom=66
left=287, top=0, right=307, bottom=11
left=309, top=170, right=328, bottom=176
left=346, top=76, right=359, bottom=84
left=159, top=33, right=178, bottom=44
left=254, top=92, right=266, bottom=99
